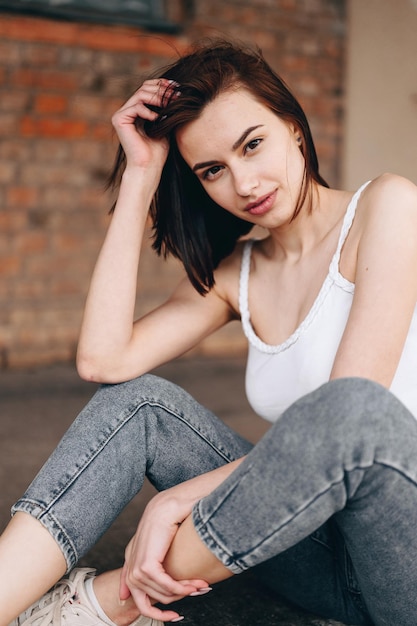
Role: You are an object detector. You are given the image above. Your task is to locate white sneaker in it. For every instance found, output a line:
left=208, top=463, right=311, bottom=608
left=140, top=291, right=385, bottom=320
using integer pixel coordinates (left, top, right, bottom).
left=9, top=567, right=163, bottom=626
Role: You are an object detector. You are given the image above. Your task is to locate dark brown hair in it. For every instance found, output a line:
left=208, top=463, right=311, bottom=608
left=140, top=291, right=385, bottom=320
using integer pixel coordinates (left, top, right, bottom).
left=108, top=39, right=328, bottom=294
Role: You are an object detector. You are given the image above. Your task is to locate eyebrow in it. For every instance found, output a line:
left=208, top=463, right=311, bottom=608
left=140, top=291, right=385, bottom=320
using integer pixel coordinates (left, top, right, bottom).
left=191, top=124, right=264, bottom=173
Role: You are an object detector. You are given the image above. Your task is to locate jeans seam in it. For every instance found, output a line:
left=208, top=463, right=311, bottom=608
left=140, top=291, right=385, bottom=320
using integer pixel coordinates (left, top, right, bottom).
left=194, top=463, right=376, bottom=571
left=40, top=399, right=231, bottom=518
left=343, top=544, right=361, bottom=595
left=149, top=403, right=235, bottom=463
left=14, top=396, right=236, bottom=571
left=196, top=458, right=417, bottom=578
left=310, top=533, right=333, bottom=551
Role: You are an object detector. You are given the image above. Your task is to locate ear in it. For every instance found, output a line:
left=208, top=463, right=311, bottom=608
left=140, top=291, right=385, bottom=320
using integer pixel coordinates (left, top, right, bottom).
left=290, top=125, right=303, bottom=147
left=288, top=123, right=302, bottom=143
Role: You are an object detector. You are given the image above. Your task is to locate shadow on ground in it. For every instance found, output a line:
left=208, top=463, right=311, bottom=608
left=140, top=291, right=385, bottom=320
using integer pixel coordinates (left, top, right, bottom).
left=0, top=357, right=347, bottom=625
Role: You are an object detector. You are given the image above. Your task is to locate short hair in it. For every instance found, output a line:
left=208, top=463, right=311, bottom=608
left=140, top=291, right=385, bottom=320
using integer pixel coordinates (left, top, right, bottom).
left=108, top=39, right=328, bottom=295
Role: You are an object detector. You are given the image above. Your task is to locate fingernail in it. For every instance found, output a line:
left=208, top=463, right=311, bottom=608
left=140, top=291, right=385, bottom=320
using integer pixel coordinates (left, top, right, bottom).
left=189, top=586, right=213, bottom=596
left=118, top=599, right=126, bottom=606
left=171, top=617, right=185, bottom=623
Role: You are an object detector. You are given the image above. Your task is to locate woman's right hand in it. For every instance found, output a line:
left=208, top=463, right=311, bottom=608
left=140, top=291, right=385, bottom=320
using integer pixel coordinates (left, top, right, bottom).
left=111, top=78, right=177, bottom=175
left=76, top=78, right=181, bottom=383
left=119, top=492, right=209, bottom=622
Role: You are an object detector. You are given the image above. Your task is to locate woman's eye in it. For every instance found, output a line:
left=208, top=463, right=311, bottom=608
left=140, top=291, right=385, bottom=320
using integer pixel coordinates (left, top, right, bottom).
left=245, top=138, right=262, bottom=153
left=202, top=165, right=223, bottom=181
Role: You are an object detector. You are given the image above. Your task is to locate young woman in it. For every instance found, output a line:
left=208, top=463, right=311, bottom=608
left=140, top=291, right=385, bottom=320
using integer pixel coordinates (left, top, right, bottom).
left=3, top=39, right=417, bottom=626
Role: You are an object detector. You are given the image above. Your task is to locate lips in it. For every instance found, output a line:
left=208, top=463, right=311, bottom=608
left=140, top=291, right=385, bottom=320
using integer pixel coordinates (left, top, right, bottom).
left=245, top=190, right=277, bottom=216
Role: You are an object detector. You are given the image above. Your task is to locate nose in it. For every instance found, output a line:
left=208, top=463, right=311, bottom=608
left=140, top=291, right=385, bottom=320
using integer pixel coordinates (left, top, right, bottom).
left=232, top=166, right=259, bottom=197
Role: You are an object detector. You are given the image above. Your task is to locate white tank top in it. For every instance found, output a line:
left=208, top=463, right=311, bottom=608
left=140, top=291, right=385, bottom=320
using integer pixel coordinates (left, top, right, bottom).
left=239, top=182, right=417, bottom=422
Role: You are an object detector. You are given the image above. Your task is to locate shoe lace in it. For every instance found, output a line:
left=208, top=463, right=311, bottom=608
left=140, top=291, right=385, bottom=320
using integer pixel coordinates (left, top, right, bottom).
left=13, top=577, right=78, bottom=625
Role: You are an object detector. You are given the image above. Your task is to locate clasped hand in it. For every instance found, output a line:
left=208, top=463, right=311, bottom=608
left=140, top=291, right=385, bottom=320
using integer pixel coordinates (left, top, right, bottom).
left=119, top=487, right=209, bottom=622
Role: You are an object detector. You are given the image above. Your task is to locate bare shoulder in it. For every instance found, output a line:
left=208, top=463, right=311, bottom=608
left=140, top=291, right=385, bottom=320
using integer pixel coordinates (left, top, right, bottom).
left=355, top=173, right=417, bottom=236
left=340, top=174, right=417, bottom=280
left=361, top=173, right=417, bottom=214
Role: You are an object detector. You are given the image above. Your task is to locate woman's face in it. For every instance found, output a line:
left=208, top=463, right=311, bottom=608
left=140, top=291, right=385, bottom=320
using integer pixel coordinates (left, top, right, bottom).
left=176, top=87, right=306, bottom=229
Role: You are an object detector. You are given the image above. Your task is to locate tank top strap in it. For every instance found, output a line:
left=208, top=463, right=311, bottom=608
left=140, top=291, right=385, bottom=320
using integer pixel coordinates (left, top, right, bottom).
left=330, top=180, right=371, bottom=274
left=239, top=181, right=372, bottom=349
left=240, top=239, right=277, bottom=352
left=239, top=239, right=254, bottom=338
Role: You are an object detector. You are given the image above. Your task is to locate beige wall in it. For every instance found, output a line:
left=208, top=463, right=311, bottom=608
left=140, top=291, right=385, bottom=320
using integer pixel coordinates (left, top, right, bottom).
left=344, top=0, right=417, bottom=189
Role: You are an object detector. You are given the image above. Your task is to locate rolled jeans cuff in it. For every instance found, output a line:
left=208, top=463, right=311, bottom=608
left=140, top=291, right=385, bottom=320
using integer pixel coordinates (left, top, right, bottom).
left=12, top=498, right=77, bottom=572
left=192, top=500, right=247, bottom=575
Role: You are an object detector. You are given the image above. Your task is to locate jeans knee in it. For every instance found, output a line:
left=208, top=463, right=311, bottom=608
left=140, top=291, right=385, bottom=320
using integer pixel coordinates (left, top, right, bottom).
left=97, top=373, right=182, bottom=408
left=321, top=377, right=389, bottom=414
left=308, top=377, right=413, bottom=446
left=101, top=372, right=167, bottom=394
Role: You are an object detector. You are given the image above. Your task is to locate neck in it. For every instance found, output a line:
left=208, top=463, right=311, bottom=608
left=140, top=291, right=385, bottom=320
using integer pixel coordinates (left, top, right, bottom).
left=266, top=186, right=352, bottom=262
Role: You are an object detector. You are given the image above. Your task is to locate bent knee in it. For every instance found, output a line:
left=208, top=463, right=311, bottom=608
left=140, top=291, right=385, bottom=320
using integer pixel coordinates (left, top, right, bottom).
left=289, top=377, right=413, bottom=443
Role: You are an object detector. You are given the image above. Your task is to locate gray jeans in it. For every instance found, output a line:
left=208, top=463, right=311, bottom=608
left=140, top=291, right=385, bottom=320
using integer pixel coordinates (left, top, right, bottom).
left=12, top=375, right=417, bottom=626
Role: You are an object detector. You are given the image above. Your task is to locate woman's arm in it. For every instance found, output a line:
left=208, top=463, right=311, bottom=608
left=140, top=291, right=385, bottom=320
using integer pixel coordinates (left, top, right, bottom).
left=331, top=174, right=417, bottom=385
left=76, top=81, right=233, bottom=383
left=119, top=457, right=245, bottom=618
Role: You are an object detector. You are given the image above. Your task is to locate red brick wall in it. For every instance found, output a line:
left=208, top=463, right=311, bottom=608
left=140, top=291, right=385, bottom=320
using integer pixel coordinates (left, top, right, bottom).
left=0, top=1, right=346, bottom=368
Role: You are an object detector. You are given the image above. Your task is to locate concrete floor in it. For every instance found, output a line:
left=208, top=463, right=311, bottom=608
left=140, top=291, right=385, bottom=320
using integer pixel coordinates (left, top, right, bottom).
left=0, top=357, right=348, bottom=625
